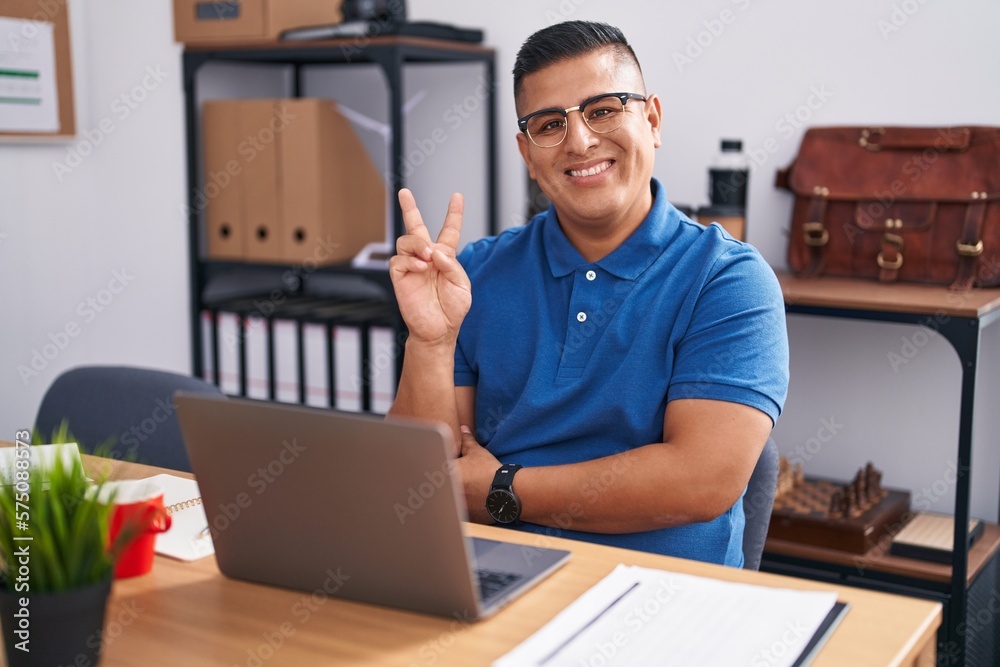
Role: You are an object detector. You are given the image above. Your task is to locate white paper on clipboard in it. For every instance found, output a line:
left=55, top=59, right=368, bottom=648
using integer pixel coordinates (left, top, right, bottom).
left=0, top=17, right=59, bottom=133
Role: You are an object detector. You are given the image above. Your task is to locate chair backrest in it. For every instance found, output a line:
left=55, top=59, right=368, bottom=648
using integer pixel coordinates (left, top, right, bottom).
left=34, top=365, right=224, bottom=472
left=742, top=437, right=779, bottom=570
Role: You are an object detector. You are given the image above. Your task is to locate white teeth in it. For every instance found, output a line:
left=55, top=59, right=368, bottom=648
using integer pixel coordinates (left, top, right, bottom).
left=569, top=161, right=611, bottom=177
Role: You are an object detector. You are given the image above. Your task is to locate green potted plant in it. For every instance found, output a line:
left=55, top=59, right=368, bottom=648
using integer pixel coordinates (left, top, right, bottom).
left=0, top=426, right=132, bottom=667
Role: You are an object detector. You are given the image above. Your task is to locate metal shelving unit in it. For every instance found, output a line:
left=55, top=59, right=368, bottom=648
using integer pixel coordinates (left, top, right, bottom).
left=763, top=273, right=1000, bottom=666
left=180, top=36, right=497, bottom=411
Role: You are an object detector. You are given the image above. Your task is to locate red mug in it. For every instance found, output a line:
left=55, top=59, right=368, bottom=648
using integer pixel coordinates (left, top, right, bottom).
left=101, top=480, right=173, bottom=578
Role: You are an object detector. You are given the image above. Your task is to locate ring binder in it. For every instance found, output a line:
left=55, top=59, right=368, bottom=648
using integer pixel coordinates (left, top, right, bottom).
left=166, top=496, right=204, bottom=514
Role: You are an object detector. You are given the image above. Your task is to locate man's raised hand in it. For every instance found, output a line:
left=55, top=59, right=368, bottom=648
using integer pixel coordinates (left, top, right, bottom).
left=389, top=189, right=472, bottom=345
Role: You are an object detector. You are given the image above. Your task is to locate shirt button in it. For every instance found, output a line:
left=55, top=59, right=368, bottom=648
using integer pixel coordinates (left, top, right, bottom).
left=586, top=270, right=597, bottom=281
left=577, top=312, right=587, bottom=322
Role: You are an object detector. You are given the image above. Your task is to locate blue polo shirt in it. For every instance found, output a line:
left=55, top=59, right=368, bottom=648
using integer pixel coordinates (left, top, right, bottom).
left=455, top=178, right=788, bottom=566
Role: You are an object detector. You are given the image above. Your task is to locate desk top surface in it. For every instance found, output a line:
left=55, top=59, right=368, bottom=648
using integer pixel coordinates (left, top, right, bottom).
left=61, top=456, right=941, bottom=667
left=777, top=271, right=1000, bottom=319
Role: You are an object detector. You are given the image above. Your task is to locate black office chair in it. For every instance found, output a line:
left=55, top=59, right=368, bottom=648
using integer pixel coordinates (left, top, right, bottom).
left=34, top=365, right=224, bottom=472
left=742, top=437, right=780, bottom=570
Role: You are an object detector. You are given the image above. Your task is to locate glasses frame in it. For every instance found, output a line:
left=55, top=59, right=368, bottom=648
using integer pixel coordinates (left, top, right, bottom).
left=517, top=92, right=647, bottom=148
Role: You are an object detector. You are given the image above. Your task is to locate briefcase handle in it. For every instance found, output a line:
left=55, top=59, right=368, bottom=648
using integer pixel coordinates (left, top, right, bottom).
left=857, top=126, right=971, bottom=152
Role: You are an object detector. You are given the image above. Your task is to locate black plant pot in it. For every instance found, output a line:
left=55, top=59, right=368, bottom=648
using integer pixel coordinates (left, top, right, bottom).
left=0, top=576, right=112, bottom=667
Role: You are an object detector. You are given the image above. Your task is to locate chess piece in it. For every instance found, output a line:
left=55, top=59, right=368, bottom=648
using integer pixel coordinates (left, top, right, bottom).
left=844, top=486, right=856, bottom=516
left=853, top=470, right=867, bottom=509
left=829, top=491, right=844, bottom=518
left=775, top=456, right=804, bottom=500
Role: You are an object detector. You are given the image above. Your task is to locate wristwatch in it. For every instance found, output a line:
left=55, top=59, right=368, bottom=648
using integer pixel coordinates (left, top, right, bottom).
left=485, top=464, right=523, bottom=525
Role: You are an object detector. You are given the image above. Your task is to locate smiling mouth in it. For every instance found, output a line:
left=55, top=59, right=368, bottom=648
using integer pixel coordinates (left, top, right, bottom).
left=567, top=160, right=613, bottom=178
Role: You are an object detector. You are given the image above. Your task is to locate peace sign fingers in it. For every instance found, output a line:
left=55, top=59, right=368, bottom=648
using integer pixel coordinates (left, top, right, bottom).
left=398, top=188, right=434, bottom=243
left=434, top=192, right=465, bottom=252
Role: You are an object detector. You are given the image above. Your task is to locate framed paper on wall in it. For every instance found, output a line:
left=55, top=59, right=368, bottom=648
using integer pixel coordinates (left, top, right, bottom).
left=0, top=0, right=75, bottom=140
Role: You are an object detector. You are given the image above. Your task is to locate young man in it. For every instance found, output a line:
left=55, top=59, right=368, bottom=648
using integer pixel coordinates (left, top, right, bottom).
left=387, top=21, right=788, bottom=567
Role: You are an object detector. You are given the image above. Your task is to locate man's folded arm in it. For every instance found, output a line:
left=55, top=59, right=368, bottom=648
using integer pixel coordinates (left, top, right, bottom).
left=514, top=398, right=772, bottom=533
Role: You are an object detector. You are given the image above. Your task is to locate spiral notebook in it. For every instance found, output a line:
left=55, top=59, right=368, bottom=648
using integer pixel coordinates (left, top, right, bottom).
left=143, top=473, right=215, bottom=561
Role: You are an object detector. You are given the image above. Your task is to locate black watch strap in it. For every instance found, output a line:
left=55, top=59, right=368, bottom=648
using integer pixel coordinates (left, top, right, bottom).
left=490, top=464, right=522, bottom=490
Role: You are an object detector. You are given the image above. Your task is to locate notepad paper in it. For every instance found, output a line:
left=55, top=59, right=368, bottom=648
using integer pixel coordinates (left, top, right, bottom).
left=495, top=564, right=840, bottom=667
left=143, top=473, right=215, bottom=561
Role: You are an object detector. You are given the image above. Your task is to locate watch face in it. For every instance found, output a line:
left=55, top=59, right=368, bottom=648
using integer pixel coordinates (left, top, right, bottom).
left=486, top=489, right=520, bottom=524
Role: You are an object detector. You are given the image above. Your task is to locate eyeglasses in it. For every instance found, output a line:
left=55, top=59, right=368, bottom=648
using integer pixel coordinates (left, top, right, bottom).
left=517, top=92, right=647, bottom=148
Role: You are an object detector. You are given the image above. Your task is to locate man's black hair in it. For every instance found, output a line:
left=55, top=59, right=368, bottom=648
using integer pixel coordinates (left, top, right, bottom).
left=512, top=21, right=642, bottom=100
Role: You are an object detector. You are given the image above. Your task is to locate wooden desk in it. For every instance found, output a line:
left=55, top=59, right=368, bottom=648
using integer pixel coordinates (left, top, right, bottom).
left=51, top=456, right=940, bottom=667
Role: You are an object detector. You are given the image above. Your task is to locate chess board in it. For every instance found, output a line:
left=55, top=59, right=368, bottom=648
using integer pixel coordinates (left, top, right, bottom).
left=769, top=477, right=912, bottom=554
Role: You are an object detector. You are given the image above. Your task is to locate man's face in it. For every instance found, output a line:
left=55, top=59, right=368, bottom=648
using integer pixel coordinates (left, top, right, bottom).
left=516, top=48, right=662, bottom=235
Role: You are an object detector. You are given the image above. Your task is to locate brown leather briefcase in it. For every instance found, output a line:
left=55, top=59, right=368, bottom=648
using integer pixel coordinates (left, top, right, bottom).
left=776, top=126, right=1000, bottom=290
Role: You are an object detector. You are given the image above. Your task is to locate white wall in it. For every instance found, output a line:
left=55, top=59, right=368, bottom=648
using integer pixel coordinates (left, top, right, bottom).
left=2, top=0, right=999, bottom=518
left=1, top=2, right=188, bottom=430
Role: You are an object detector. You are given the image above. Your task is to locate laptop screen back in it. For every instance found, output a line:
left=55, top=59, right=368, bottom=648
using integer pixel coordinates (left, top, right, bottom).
left=174, top=394, right=484, bottom=617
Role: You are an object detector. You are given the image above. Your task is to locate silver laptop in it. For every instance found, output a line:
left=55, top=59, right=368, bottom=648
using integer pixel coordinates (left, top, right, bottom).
left=174, top=393, right=570, bottom=620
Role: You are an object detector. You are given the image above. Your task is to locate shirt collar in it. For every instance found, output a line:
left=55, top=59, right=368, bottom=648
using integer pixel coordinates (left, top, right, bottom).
left=543, top=178, right=677, bottom=280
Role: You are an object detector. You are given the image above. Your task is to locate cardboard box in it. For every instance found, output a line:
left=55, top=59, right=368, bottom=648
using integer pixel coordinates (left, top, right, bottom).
left=174, top=0, right=343, bottom=44
left=201, top=98, right=385, bottom=266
